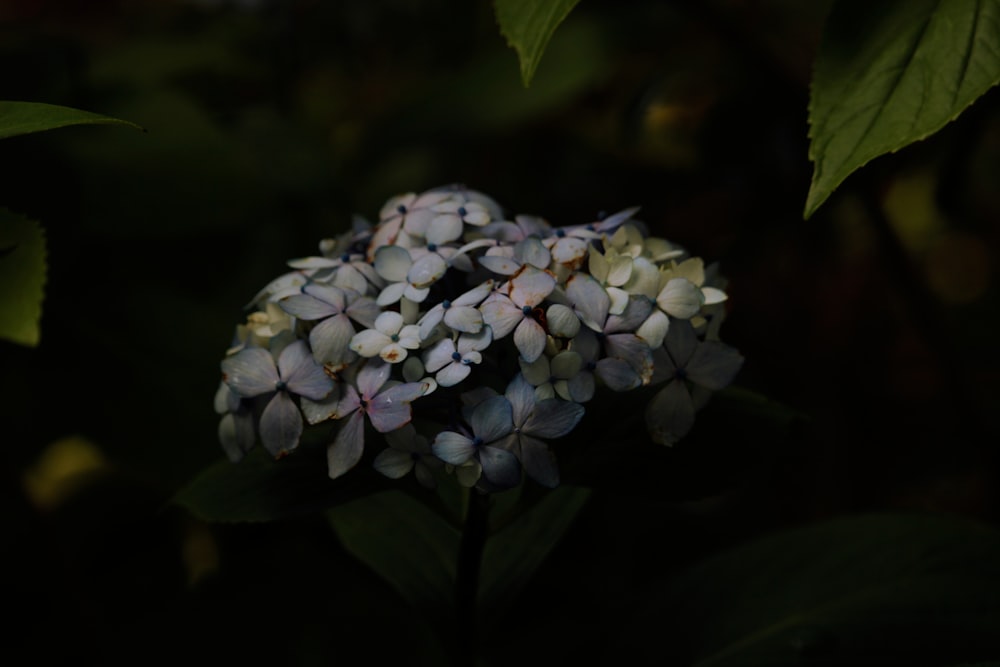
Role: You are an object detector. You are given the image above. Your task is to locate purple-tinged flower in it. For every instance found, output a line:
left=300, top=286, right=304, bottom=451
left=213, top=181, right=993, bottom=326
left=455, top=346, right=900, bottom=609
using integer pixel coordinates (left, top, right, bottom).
left=327, top=359, right=428, bottom=479
left=432, top=395, right=520, bottom=489
left=417, top=279, right=494, bottom=340
left=373, top=424, right=441, bottom=488
left=479, top=265, right=556, bottom=362
left=479, top=214, right=552, bottom=243
left=496, top=374, right=584, bottom=488
left=645, top=320, right=744, bottom=445
left=279, top=284, right=380, bottom=369
left=367, top=190, right=453, bottom=260
left=220, top=340, right=335, bottom=457
left=214, top=381, right=255, bottom=462
left=478, top=237, right=551, bottom=276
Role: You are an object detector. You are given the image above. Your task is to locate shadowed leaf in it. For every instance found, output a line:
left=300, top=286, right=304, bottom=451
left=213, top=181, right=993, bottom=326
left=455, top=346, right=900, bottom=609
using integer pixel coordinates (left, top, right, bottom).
left=0, top=101, right=144, bottom=139
left=494, top=0, right=583, bottom=86
left=805, top=0, right=1000, bottom=218
left=614, top=512, right=1000, bottom=665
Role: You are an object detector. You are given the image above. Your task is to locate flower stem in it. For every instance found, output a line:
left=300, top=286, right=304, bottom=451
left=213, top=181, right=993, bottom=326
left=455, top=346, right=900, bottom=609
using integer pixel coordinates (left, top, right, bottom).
left=455, top=488, right=490, bottom=666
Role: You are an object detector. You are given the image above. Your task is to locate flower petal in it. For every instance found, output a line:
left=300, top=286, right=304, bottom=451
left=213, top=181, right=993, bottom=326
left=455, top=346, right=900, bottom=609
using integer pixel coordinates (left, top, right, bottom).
left=645, top=380, right=695, bottom=445
left=279, top=293, right=338, bottom=320
left=368, top=382, right=425, bottom=432
left=373, top=245, right=411, bottom=282
left=221, top=347, right=278, bottom=397
left=432, top=431, right=476, bottom=465
left=218, top=411, right=255, bottom=462
left=504, top=374, right=536, bottom=427
left=566, top=272, right=610, bottom=332
left=513, top=318, right=547, bottom=363
left=685, top=341, right=745, bottom=390
left=470, top=395, right=514, bottom=443
left=349, top=328, right=392, bottom=358
left=356, top=358, right=391, bottom=399
left=480, top=293, right=524, bottom=339
left=408, top=253, right=448, bottom=289
left=259, top=391, right=303, bottom=457
left=327, top=410, right=366, bottom=479
left=444, top=305, right=484, bottom=334
left=522, top=399, right=584, bottom=439
left=308, top=314, right=356, bottom=367
left=373, top=448, right=415, bottom=479
left=519, top=435, right=559, bottom=488
left=479, top=445, right=521, bottom=488
left=436, top=362, right=472, bottom=387
left=507, top=265, right=556, bottom=308
left=657, top=277, right=704, bottom=319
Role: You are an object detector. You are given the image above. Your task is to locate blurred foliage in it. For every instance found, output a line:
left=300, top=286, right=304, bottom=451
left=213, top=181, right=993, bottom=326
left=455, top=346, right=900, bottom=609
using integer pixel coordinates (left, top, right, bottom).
left=2, top=0, right=1000, bottom=665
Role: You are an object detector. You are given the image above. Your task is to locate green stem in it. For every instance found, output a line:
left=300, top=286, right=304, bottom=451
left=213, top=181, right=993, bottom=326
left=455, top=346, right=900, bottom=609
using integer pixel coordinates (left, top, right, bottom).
left=455, top=488, right=490, bottom=666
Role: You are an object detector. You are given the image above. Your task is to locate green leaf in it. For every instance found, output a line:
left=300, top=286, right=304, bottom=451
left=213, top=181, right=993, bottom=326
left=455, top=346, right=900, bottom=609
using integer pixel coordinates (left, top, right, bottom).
left=172, top=446, right=393, bottom=523
left=805, top=0, right=1000, bottom=218
left=0, top=210, right=46, bottom=347
left=0, top=101, right=144, bottom=139
left=478, top=484, right=591, bottom=618
left=327, top=489, right=461, bottom=614
left=494, top=0, right=583, bottom=86
left=614, top=512, right=1000, bottom=665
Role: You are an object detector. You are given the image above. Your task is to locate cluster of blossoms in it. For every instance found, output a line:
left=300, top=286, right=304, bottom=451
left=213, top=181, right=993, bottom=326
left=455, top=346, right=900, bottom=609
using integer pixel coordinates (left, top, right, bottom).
left=214, top=185, right=744, bottom=491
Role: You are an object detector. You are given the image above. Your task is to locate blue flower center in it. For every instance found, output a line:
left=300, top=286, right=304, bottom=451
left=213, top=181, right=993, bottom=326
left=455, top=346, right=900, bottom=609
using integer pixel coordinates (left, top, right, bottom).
left=275, top=380, right=287, bottom=391
left=451, top=351, right=462, bottom=361
left=555, top=229, right=566, bottom=238
left=442, top=299, right=452, bottom=309
left=427, top=243, right=437, bottom=252
left=675, top=367, right=688, bottom=381
left=396, top=204, right=407, bottom=214
left=340, top=253, right=351, bottom=262
left=585, top=361, right=597, bottom=371
left=457, top=206, right=468, bottom=217
left=391, top=334, right=400, bottom=342
left=522, top=305, right=533, bottom=315
left=472, top=436, right=483, bottom=447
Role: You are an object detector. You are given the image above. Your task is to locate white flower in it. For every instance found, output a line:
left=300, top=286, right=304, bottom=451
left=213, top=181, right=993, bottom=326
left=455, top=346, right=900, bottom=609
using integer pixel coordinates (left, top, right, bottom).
left=349, top=310, right=422, bottom=364
left=423, top=327, right=493, bottom=387
left=372, top=244, right=448, bottom=306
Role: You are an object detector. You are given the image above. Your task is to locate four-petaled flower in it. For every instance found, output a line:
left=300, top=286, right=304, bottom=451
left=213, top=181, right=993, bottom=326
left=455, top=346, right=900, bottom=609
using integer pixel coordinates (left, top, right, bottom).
left=220, top=340, right=334, bottom=457
left=327, top=359, right=428, bottom=479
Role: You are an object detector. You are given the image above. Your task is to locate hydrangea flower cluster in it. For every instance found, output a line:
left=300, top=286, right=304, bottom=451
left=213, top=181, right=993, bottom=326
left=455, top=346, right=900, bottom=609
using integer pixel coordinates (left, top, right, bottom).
left=215, top=184, right=744, bottom=491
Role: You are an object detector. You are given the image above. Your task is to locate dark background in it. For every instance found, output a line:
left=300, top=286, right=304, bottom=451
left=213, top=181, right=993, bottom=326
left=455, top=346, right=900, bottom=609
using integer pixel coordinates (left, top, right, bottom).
left=2, top=0, right=998, bottom=664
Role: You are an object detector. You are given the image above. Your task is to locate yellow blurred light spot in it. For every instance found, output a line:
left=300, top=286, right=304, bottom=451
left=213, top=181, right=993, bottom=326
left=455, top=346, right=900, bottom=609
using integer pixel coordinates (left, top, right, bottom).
left=22, top=436, right=108, bottom=511
left=181, top=520, right=220, bottom=586
left=924, top=232, right=991, bottom=304
left=882, top=169, right=945, bottom=254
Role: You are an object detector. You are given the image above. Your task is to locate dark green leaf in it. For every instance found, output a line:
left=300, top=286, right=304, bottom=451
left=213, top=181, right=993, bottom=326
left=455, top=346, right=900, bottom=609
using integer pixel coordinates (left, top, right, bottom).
left=0, top=209, right=46, bottom=347
left=0, top=101, right=144, bottom=139
left=327, top=489, right=461, bottom=614
left=479, top=484, right=591, bottom=617
left=614, top=512, right=1000, bottom=665
left=172, top=445, right=393, bottom=523
left=494, top=0, right=583, bottom=86
left=805, top=0, right=1000, bottom=218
